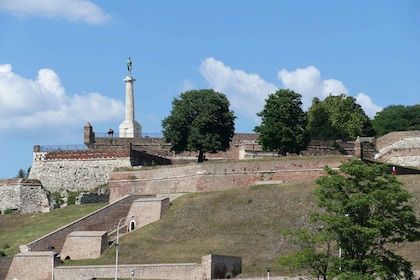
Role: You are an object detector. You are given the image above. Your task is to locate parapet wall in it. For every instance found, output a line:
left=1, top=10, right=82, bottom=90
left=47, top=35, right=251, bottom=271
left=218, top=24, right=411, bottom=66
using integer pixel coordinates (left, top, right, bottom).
left=0, top=179, right=50, bottom=214
left=109, top=156, right=351, bottom=202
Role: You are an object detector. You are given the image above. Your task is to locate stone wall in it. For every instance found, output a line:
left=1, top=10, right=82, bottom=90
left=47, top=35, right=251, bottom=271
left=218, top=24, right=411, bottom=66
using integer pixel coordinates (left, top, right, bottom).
left=109, top=156, right=350, bottom=202
left=0, top=179, right=50, bottom=214
left=0, top=258, right=12, bottom=280
left=374, top=131, right=420, bottom=168
left=28, top=154, right=132, bottom=192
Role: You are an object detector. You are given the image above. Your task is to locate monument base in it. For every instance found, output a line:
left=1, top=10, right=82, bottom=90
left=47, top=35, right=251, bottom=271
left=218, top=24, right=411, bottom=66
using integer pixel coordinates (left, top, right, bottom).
left=119, top=120, right=142, bottom=138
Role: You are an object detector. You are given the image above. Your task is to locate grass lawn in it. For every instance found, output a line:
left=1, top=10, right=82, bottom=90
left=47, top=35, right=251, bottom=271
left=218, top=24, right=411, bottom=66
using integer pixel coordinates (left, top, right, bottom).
left=0, top=203, right=106, bottom=256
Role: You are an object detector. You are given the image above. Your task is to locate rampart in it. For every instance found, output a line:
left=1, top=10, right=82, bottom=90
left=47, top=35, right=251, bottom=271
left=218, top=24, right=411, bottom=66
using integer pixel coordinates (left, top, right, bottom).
left=109, top=156, right=351, bottom=202
left=374, top=130, right=420, bottom=168
left=20, top=195, right=147, bottom=253
left=28, top=148, right=133, bottom=192
left=0, top=179, right=50, bottom=214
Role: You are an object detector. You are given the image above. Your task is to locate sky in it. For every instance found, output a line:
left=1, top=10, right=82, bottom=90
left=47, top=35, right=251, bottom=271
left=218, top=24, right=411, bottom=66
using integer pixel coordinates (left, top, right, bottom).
left=0, top=0, right=419, bottom=179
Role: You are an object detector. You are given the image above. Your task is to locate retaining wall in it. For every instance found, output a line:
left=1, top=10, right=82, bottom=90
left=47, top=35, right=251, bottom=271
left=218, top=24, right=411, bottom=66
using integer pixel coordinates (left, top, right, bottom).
left=109, top=156, right=351, bottom=202
left=21, top=195, right=146, bottom=253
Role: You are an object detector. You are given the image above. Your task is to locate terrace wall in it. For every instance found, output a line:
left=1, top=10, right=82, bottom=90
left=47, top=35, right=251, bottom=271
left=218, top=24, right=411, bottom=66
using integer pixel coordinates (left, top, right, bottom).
left=109, top=156, right=351, bottom=202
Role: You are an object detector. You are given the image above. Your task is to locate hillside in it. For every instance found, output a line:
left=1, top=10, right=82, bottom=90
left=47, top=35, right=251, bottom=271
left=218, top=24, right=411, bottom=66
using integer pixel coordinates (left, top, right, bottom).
left=63, top=174, right=420, bottom=277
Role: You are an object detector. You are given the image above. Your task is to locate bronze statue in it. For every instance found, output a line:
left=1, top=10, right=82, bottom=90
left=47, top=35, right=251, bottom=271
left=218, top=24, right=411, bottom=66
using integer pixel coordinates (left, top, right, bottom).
left=127, top=57, right=132, bottom=76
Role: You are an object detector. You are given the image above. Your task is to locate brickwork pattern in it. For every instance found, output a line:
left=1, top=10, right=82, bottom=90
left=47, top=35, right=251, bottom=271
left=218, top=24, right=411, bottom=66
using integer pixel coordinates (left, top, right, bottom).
left=109, top=156, right=350, bottom=202
left=22, top=195, right=146, bottom=253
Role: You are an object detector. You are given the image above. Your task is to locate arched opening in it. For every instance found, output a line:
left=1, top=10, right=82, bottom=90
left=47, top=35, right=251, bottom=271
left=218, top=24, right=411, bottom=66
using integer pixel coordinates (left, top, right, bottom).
left=129, top=220, right=136, bottom=231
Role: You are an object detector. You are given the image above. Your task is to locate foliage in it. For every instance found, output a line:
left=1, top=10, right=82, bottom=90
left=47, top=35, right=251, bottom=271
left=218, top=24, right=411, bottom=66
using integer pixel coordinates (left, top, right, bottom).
left=307, top=94, right=374, bottom=140
left=279, top=227, right=335, bottom=280
left=280, top=161, right=420, bottom=279
left=254, top=89, right=310, bottom=156
left=66, top=191, right=80, bottom=205
left=372, top=104, right=420, bottom=137
left=162, top=89, right=236, bottom=162
left=313, top=160, right=420, bottom=279
left=16, top=169, right=27, bottom=178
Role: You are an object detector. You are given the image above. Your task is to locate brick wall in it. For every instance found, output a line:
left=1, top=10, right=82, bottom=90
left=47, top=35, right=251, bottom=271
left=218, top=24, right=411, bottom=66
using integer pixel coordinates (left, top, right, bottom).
left=22, top=195, right=147, bottom=253
left=109, top=156, right=350, bottom=202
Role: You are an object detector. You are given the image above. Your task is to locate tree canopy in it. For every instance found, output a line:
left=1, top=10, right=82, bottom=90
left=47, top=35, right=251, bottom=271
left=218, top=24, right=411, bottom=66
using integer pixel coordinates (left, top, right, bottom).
left=308, top=94, right=374, bottom=140
left=254, top=89, right=310, bottom=156
left=281, top=160, right=420, bottom=279
left=161, top=89, right=236, bottom=162
left=372, top=104, right=420, bottom=137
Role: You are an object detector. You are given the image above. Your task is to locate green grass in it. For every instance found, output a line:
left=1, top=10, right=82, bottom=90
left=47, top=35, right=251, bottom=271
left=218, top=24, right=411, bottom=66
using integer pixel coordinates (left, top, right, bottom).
left=0, top=203, right=106, bottom=256
left=2, top=175, right=420, bottom=277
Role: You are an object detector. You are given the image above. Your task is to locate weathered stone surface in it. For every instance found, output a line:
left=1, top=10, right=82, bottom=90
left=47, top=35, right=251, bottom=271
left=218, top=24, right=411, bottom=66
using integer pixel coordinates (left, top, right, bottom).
left=0, top=179, right=50, bottom=214
left=29, top=156, right=132, bottom=192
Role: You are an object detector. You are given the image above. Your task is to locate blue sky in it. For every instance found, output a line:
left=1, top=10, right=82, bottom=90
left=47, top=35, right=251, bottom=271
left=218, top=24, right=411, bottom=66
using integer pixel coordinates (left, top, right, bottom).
left=0, top=0, right=419, bottom=179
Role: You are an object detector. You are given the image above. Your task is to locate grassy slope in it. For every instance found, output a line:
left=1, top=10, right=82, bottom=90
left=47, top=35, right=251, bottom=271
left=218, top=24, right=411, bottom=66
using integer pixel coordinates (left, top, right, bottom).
left=1, top=175, right=419, bottom=277
left=0, top=204, right=106, bottom=256
left=67, top=175, right=420, bottom=277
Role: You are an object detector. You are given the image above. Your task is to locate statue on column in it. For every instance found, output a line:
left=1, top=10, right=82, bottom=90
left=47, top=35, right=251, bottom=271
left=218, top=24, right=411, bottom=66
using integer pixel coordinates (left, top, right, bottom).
left=127, top=57, right=132, bottom=76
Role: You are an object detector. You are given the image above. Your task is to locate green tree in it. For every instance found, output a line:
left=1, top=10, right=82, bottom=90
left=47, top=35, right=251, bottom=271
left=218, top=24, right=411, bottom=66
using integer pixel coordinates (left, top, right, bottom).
left=372, top=104, right=420, bottom=137
left=281, top=160, right=420, bottom=279
left=314, top=160, right=420, bottom=279
left=254, top=89, right=310, bottom=156
left=16, top=169, right=27, bottom=178
left=308, top=94, right=374, bottom=140
left=162, top=89, right=236, bottom=162
left=307, top=97, right=338, bottom=140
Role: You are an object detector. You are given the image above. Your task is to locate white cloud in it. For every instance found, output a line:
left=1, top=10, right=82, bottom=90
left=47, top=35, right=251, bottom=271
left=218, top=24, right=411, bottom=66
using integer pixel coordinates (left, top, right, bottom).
left=0, top=0, right=111, bottom=24
left=199, top=57, right=277, bottom=125
left=356, top=92, right=383, bottom=118
left=0, top=64, right=124, bottom=139
left=199, top=61, right=382, bottom=132
left=278, top=66, right=348, bottom=110
left=278, top=66, right=381, bottom=117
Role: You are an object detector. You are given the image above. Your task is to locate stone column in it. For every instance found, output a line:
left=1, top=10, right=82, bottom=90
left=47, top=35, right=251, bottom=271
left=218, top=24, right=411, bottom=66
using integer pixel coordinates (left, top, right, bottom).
left=124, top=76, right=135, bottom=121
left=119, top=76, right=142, bottom=138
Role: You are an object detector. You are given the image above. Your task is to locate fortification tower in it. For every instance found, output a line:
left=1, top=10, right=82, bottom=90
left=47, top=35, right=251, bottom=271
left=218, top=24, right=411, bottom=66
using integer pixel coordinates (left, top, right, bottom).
left=119, top=57, right=142, bottom=138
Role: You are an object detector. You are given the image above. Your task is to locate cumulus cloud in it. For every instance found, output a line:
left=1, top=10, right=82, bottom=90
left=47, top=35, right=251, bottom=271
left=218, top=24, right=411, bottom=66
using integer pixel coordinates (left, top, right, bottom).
left=199, top=60, right=382, bottom=132
left=0, top=0, right=111, bottom=24
left=0, top=64, right=124, bottom=138
left=278, top=66, right=381, bottom=117
left=278, top=66, right=348, bottom=110
left=356, top=92, right=383, bottom=118
left=199, top=57, right=277, bottom=125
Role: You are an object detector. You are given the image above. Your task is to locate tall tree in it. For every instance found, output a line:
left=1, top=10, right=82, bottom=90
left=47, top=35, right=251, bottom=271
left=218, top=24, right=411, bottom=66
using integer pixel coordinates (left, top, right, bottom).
left=372, top=104, right=420, bottom=137
left=254, top=89, right=310, bottom=156
left=308, top=94, right=374, bottom=140
left=162, top=89, right=236, bottom=162
left=314, top=160, right=420, bottom=279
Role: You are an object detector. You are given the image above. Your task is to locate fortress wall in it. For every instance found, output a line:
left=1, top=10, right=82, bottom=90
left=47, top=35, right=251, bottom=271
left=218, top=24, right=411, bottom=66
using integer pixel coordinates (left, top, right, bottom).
left=109, top=156, right=350, bottom=202
left=28, top=156, right=132, bottom=192
left=22, top=195, right=145, bottom=253
left=0, top=179, right=50, bottom=214
left=376, top=130, right=420, bottom=150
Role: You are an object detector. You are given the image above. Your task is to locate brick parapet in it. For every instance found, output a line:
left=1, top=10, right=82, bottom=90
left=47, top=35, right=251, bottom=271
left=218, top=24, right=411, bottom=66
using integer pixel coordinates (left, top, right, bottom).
left=109, top=156, right=351, bottom=202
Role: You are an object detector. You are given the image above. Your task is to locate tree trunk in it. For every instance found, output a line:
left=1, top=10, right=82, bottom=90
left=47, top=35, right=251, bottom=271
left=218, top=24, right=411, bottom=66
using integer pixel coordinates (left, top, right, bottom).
left=197, top=150, right=204, bottom=162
